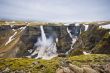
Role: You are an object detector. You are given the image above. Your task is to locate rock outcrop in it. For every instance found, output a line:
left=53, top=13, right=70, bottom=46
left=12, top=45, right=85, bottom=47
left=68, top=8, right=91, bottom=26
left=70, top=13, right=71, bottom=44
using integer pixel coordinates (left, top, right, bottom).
left=56, top=63, right=110, bottom=73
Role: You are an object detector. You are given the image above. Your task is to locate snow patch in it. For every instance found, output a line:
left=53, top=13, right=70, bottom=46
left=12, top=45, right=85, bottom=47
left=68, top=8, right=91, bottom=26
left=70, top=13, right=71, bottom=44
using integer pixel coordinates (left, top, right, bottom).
left=75, top=23, right=80, bottom=26
left=19, top=26, right=27, bottom=32
left=5, top=31, right=17, bottom=45
left=99, top=24, right=110, bottom=29
left=10, top=25, right=14, bottom=28
left=64, top=23, right=70, bottom=26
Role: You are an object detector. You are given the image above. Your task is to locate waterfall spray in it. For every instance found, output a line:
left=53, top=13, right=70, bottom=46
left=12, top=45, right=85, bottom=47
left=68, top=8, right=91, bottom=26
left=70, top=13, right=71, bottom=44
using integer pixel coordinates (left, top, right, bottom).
left=30, top=26, right=58, bottom=60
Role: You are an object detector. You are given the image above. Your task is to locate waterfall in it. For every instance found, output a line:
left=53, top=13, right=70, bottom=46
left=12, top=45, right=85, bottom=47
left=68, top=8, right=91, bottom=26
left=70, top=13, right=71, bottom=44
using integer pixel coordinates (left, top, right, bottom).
left=40, top=26, right=47, bottom=42
left=66, top=27, right=77, bottom=54
left=30, top=26, right=58, bottom=60
left=83, top=24, right=89, bottom=31
left=66, top=23, right=79, bottom=54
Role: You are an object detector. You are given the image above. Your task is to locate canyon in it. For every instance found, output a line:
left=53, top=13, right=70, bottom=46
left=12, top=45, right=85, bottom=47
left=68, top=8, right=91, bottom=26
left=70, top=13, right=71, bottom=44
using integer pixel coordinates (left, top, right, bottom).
left=0, top=21, right=110, bottom=73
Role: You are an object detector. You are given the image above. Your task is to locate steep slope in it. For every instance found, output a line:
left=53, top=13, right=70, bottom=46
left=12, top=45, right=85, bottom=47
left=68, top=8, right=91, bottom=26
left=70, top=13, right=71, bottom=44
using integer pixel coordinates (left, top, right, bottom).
left=0, top=25, right=27, bottom=57
left=69, top=24, right=110, bottom=56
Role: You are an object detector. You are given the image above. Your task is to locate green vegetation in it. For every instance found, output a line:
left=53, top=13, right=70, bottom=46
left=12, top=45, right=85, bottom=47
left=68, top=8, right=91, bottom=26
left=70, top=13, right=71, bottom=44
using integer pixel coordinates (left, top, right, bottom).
left=0, top=54, right=110, bottom=73
left=69, top=54, right=110, bottom=66
left=69, top=49, right=83, bottom=56
left=69, top=25, right=110, bottom=56
left=0, top=58, right=59, bottom=73
left=92, top=31, right=110, bottom=54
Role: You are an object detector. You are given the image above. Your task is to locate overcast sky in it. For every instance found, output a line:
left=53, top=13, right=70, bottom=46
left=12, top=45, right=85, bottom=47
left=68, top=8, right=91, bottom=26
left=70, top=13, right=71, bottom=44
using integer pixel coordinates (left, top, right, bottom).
left=0, top=0, right=110, bottom=22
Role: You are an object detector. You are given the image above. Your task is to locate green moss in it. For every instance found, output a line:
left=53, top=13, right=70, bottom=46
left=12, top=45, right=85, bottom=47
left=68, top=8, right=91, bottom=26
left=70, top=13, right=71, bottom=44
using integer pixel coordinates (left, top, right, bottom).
left=69, top=54, right=110, bottom=65
left=0, top=54, right=110, bottom=73
left=69, top=49, right=83, bottom=56
left=92, top=32, right=110, bottom=54
left=0, top=58, right=59, bottom=73
left=69, top=54, right=109, bottom=61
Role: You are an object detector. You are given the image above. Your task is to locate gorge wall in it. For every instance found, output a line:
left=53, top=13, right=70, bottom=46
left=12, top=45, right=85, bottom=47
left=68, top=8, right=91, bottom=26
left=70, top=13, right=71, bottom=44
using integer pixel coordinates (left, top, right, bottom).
left=0, top=22, right=110, bottom=59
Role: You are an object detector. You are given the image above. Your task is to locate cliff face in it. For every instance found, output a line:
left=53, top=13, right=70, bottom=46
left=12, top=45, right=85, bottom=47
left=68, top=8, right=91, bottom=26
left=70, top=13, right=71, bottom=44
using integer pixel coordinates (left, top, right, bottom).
left=0, top=21, right=110, bottom=58
left=69, top=24, right=110, bottom=56
left=0, top=24, right=72, bottom=58
left=0, top=25, right=26, bottom=57
left=0, top=21, right=110, bottom=73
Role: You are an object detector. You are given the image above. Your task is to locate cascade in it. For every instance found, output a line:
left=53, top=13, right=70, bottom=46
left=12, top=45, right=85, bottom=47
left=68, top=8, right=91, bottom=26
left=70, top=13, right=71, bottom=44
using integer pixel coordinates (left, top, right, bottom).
left=66, top=23, right=80, bottom=54
left=30, top=26, right=58, bottom=60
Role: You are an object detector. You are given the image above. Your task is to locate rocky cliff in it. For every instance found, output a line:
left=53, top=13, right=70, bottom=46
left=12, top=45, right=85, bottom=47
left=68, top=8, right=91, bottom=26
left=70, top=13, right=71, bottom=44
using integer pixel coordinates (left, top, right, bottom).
left=0, top=21, right=110, bottom=58
left=69, top=24, right=110, bottom=56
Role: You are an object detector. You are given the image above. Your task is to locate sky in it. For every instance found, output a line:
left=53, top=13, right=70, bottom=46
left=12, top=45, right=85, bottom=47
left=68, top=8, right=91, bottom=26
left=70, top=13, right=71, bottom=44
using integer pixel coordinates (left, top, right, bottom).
left=0, top=0, right=110, bottom=22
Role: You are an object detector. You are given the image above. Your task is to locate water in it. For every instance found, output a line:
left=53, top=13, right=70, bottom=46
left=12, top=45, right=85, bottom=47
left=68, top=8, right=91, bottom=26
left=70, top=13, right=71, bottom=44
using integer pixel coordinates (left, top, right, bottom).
left=31, top=26, right=58, bottom=60
left=66, top=23, right=80, bottom=54
left=83, top=24, right=89, bottom=31
left=66, top=27, right=77, bottom=54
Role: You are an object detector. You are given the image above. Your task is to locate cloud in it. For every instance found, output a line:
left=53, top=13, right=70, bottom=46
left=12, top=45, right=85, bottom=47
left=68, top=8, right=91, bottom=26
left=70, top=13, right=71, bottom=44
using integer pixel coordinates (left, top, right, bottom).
left=0, top=0, right=110, bottom=22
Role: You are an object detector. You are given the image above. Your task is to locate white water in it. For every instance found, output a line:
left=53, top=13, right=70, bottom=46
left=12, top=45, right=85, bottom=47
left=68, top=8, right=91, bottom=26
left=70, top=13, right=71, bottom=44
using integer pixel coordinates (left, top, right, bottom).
left=66, top=36, right=77, bottom=54
left=66, top=25, right=78, bottom=54
left=83, top=24, right=89, bottom=31
left=83, top=51, right=90, bottom=55
left=56, top=38, right=58, bottom=43
left=31, top=26, right=58, bottom=60
left=67, top=27, right=72, bottom=38
left=5, top=31, right=17, bottom=45
left=67, top=27, right=77, bottom=49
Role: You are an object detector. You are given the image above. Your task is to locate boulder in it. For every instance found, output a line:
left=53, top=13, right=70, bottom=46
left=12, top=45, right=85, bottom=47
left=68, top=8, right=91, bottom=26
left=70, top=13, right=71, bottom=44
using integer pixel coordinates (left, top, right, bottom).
left=83, top=67, right=99, bottom=73
left=56, top=68, right=65, bottom=73
left=68, top=64, right=83, bottom=73
left=104, top=63, right=110, bottom=73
